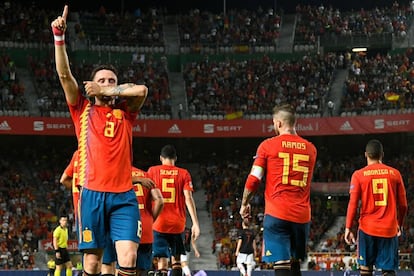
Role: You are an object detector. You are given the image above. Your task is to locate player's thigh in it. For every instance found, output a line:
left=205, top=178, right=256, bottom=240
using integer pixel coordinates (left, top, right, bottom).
left=108, top=190, right=140, bottom=243
left=169, top=233, right=186, bottom=258
left=376, top=235, right=399, bottom=271
left=102, top=234, right=116, bottom=265
left=262, top=215, right=291, bottom=263
left=290, top=221, right=311, bottom=261
left=357, top=229, right=376, bottom=267
left=78, top=188, right=106, bottom=250
left=153, top=231, right=171, bottom=258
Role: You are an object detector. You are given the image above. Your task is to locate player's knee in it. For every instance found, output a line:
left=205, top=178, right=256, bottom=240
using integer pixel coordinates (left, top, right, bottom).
left=382, top=270, right=396, bottom=276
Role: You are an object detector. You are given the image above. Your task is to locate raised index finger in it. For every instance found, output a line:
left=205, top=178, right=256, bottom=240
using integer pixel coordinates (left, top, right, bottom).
left=62, top=5, right=68, bottom=20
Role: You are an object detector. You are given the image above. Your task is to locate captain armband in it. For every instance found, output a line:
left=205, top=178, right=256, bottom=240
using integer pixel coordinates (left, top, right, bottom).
left=250, top=165, right=264, bottom=180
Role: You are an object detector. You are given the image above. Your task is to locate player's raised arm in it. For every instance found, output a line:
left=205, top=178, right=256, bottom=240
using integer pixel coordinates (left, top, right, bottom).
left=51, top=5, right=79, bottom=105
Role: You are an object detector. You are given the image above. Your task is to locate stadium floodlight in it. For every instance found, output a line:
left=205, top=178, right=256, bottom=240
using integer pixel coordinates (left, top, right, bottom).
left=352, top=47, right=367, bottom=52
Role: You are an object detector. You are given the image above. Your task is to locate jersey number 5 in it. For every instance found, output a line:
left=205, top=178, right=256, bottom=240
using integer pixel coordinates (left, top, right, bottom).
left=162, top=178, right=176, bottom=203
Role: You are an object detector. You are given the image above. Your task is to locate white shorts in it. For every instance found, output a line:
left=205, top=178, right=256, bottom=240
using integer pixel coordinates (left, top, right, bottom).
left=236, top=253, right=255, bottom=265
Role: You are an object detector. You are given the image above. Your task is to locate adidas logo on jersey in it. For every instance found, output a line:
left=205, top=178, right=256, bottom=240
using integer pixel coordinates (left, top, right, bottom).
left=0, top=120, right=11, bottom=130
left=168, top=124, right=182, bottom=134
left=340, top=121, right=353, bottom=131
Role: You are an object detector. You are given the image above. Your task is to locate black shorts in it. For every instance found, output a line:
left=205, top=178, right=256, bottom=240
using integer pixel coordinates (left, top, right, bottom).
left=55, top=248, right=71, bottom=265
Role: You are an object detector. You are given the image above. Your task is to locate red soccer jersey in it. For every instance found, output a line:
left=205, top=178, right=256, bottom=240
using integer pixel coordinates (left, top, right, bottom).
left=132, top=167, right=154, bottom=244
left=251, top=134, right=317, bottom=223
left=147, top=164, right=193, bottom=234
left=345, top=163, right=408, bottom=237
left=68, top=91, right=138, bottom=192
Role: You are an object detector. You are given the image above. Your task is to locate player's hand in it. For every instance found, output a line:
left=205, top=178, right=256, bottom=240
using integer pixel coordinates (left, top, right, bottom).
left=194, top=249, right=201, bottom=258
left=51, top=5, right=68, bottom=35
left=83, top=81, right=103, bottom=97
left=137, top=177, right=156, bottom=189
left=239, top=204, right=251, bottom=219
left=344, top=228, right=356, bottom=245
left=191, top=224, right=200, bottom=241
left=397, top=226, right=403, bottom=237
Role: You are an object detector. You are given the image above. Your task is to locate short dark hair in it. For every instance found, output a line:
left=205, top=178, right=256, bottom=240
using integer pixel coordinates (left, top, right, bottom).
left=160, top=144, right=177, bottom=159
left=365, top=139, right=383, bottom=160
left=90, top=64, right=118, bottom=80
left=273, top=104, right=296, bottom=126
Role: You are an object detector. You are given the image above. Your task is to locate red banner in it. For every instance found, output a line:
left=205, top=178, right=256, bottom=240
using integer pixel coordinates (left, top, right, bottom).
left=0, top=114, right=413, bottom=137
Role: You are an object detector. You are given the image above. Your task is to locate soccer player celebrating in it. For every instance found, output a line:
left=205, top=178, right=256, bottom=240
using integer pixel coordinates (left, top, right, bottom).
left=51, top=5, right=148, bottom=276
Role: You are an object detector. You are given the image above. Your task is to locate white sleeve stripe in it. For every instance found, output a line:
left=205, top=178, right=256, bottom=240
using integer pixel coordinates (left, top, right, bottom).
left=250, top=165, right=264, bottom=180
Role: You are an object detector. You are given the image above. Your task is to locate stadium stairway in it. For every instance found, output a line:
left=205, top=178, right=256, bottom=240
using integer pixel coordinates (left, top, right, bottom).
left=163, top=16, right=181, bottom=55
left=16, top=67, right=40, bottom=116
left=315, top=216, right=346, bottom=251
left=324, top=69, right=348, bottom=117
left=168, top=72, right=187, bottom=119
left=276, top=14, right=296, bottom=53
left=182, top=163, right=219, bottom=271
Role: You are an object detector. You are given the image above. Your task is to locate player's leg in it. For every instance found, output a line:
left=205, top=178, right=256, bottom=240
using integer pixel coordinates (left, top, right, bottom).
left=62, top=250, right=73, bottom=276
left=246, top=253, right=255, bottom=276
left=171, top=255, right=183, bottom=276
left=290, top=221, right=311, bottom=276
left=110, top=190, right=140, bottom=276
left=170, top=233, right=186, bottom=276
left=377, top=235, right=399, bottom=276
left=236, top=254, right=247, bottom=276
left=153, top=231, right=170, bottom=276
left=102, top=234, right=117, bottom=276
left=78, top=188, right=106, bottom=275
left=357, top=230, right=375, bottom=276
left=136, top=243, right=153, bottom=276
left=181, top=253, right=191, bottom=276
left=262, top=215, right=291, bottom=276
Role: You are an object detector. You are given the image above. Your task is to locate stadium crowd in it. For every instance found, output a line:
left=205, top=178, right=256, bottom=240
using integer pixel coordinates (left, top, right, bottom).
left=1, top=1, right=414, bottom=118
left=0, top=0, right=414, bottom=272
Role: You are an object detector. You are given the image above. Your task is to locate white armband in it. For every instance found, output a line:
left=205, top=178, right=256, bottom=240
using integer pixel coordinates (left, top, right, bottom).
left=250, top=165, right=264, bottom=180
